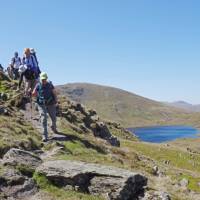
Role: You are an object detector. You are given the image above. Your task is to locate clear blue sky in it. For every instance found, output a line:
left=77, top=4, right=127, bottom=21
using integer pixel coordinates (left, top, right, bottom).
left=1, top=0, right=200, bottom=104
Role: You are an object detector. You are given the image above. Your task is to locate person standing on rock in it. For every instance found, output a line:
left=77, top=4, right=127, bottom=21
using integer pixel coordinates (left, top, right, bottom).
left=11, top=52, right=21, bottom=80
left=32, top=72, right=58, bottom=142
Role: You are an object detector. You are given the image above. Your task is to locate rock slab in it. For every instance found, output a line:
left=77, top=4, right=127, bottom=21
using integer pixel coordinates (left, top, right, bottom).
left=36, top=160, right=147, bottom=200
left=3, top=148, right=42, bottom=170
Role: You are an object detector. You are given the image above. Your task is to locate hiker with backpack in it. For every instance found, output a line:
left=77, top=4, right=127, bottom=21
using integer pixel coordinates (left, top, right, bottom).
left=30, top=48, right=41, bottom=77
left=11, top=52, right=21, bottom=80
left=0, top=64, right=4, bottom=72
left=18, top=48, right=39, bottom=95
left=32, top=72, right=58, bottom=142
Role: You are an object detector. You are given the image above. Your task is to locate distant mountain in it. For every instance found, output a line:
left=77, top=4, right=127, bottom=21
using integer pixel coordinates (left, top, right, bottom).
left=166, top=101, right=200, bottom=112
left=57, top=83, right=197, bottom=127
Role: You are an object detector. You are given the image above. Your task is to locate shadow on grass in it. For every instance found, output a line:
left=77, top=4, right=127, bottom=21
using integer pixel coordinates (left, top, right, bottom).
left=50, top=131, right=107, bottom=155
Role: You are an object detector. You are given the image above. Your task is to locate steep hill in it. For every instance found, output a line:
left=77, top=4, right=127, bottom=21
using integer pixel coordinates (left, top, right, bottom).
left=57, top=83, right=198, bottom=127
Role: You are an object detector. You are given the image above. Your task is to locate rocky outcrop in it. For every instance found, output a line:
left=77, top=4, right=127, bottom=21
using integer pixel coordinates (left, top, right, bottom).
left=0, top=105, right=10, bottom=115
left=0, top=71, right=10, bottom=82
left=59, top=99, right=120, bottom=147
left=141, top=191, right=171, bottom=200
left=0, top=148, right=41, bottom=199
left=92, top=121, right=120, bottom=147
left=0, top=167, right=37, bottom=199
left=3, top=148, right=42, bottom=170
left=36, top=160, right=147, bottom=199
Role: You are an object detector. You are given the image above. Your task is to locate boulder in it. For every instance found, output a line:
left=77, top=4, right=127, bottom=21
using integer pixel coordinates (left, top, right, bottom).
left=93, top=122, right=120, bottom=147
left=59, top=97, right=120, bottom=147
left=0, top=167, right=37, bottom=199
left=36, top=160, right=147, bottom=199
left=141, top=191, right=171, bottom=200
left=0, top=93, right=8, bottom=101
left=179, top=178, right=189, bottom=188
left=0, top=106, right=10, bottom=116
left=0, top=71, right=10, bottom=82
left=0, top=168, right=26, bottom=186
left=3, top=148, right=42, bottom=170
left=152, top=166, right=159, bottom=176
left=1, top=178, right=37, bottom=199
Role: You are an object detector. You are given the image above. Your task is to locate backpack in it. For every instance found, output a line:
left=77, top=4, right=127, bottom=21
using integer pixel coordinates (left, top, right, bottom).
left=23, top=55, right=38, bottom=79
left=31, top=53, right=39, bottom=67
left=37, top=82, right=55, bottom=105
left=24, top=67, right=36, bottom=80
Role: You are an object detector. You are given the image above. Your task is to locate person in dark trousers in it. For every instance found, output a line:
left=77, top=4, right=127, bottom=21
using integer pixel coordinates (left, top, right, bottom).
left=18, top=65, right=36, bottom=95
left=11, top=52, right=21, bottom=79
left=32, top=72, right=58, bottom=142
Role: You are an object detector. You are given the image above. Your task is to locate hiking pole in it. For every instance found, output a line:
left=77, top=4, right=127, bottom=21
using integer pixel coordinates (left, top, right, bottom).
left=29, top=80, right=36, bottom=123
left=30, top=92, right=33, bottom=123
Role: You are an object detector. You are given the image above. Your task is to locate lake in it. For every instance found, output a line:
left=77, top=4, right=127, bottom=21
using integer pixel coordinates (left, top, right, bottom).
left=128, top=125, right=199, bottom=143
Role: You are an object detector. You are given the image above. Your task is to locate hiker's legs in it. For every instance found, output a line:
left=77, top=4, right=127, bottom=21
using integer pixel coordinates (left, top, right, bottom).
left=38, top=104, right=48, bottom=140
left=13, top=68, right=19, bottom=80
left=25, top=79, right=31, bottom=96
left=24, top=79, right=37, bottom=96
left=8, top=67, right=13, bottom=79
left=31, top=79, right=38, bottom=91
left=46, top=104, right=57, bottom=131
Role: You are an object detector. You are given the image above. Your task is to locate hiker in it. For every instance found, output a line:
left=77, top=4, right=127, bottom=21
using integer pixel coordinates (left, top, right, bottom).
left=11, top=52, right=21, bottom=79
left=19, top=48, right=39, bottom=95
left=7, top=63, right=13, bottom=79
left=32, top=72, right=58, bottom=142
left=0, top=64, right=4, bottom=72
left=30, top=48, right=41, bottom=77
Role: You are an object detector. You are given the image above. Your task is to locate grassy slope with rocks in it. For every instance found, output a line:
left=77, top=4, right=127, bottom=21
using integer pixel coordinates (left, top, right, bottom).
left=57, top=83, right=200, bottom=128
left=0, top=73, right=41, bottom=157
left=1, top=73, right=200, bottom=199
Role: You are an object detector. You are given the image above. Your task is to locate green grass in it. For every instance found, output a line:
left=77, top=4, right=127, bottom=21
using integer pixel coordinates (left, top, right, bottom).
left=123, top=141, right=200, bottom=173
left=176, top=174, right=200, bottom=192
left=0, top=165, right=6, bottom=176
left=0, top=79, right=16, bottom=94
left=33, top=172, right=105, bottom=200
left=16, top=164, right=35, bottom=177
left=55, top=139, right=119, bottom=166
left=0, top=116, right=41, bottom=157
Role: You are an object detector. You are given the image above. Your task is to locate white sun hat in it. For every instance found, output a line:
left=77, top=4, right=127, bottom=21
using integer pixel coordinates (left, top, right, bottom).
left=18, top=65, right=27, bottom=73
left=30, top=48, right=35, bottom=53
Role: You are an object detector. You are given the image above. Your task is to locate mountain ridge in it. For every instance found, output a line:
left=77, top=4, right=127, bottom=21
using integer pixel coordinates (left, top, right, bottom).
left=57, top=82, right=199, bottom=127
left=166, top=100, right=200, bottom=112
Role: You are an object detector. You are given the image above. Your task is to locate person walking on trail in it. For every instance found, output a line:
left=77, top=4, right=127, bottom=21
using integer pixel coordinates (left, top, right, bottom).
left=32, top=72, right=58, bottom=142
left=11, top=52, right=21, bottom=80
left=19, top=48, right=38, bottom=95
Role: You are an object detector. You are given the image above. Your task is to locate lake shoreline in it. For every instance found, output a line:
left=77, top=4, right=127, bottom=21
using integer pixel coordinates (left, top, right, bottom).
left=128, top=125, right=199, bottom=143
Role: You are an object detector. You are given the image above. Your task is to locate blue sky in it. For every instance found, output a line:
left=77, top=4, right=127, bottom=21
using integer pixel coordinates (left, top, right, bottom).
left=1, top=0, right=200, bottom=104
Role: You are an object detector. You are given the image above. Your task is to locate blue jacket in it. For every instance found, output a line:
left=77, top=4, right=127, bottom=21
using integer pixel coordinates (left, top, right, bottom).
left=22, top=55, right=37, bottom=69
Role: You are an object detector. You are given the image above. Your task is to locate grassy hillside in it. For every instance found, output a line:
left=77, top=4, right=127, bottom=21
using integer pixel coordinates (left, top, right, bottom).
left=57, top=83, right=200, bottom=127
left=1, top=73, right=200, bottom=199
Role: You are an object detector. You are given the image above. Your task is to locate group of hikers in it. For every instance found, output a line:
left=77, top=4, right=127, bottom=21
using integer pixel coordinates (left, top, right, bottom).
left=1, top=48, right=58, bottom=142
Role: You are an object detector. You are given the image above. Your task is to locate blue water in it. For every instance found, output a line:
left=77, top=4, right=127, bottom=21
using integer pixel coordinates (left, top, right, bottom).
left=128, top=126, right=199, bottom=143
